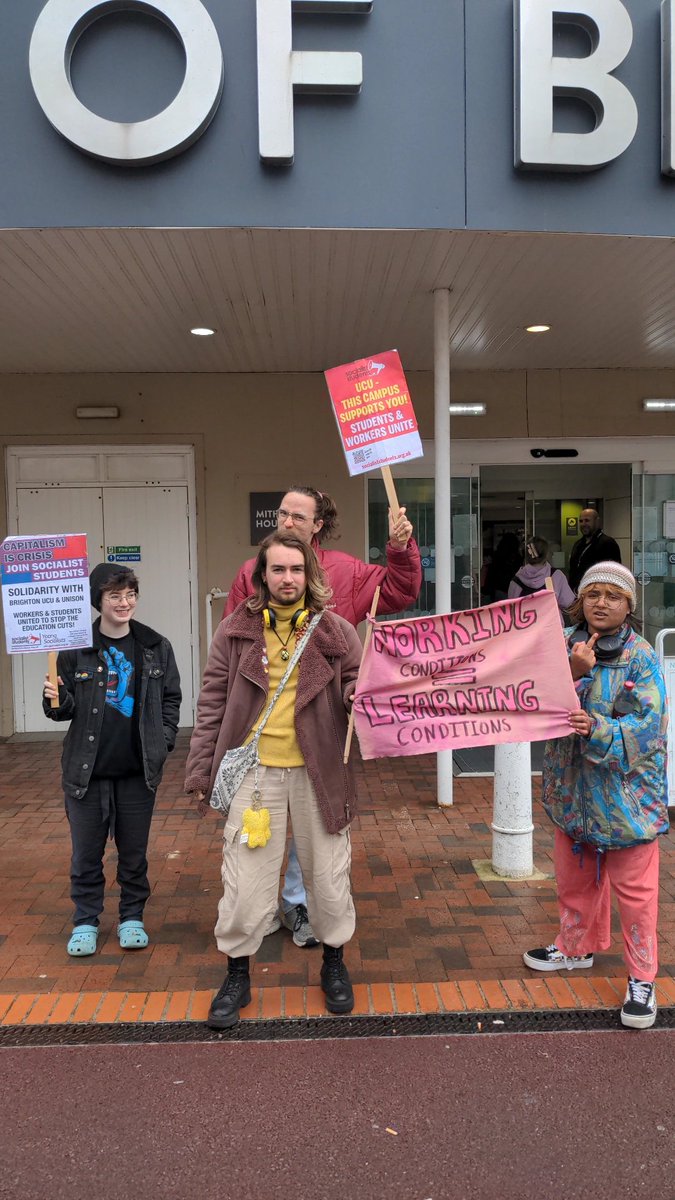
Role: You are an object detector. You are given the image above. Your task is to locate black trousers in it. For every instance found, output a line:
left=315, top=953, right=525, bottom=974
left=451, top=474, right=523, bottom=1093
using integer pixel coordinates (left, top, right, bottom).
left=65, top=775, right=155, bottom=926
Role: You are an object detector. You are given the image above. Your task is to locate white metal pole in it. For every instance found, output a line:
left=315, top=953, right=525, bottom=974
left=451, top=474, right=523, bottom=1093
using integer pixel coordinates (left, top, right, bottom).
left=492, top=742, right=534, bottom=878
left=434, top=287, right=453, bottom=807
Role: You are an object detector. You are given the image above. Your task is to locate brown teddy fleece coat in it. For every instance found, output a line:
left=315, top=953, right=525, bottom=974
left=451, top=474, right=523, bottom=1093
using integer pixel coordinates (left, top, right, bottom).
left=185, top=602, right=363, bottom=833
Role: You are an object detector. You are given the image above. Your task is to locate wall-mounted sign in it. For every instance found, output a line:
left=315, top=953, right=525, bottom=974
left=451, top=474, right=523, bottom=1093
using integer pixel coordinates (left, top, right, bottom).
left=107, top=545, right=141, bottom=563
left=250, top=493, right=284, bottom=545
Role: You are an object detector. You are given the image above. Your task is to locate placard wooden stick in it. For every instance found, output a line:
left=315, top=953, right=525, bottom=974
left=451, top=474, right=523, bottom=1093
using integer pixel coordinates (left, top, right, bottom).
left=381, top=465, right=400, bottom=518
left=47, top=651, right=59, bottom=708
left=343, top=585, right=381, bottom=764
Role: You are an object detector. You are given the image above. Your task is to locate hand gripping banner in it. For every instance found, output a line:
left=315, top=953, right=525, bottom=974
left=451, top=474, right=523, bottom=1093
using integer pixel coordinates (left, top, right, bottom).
left=352, top=590, right=579, bottom=760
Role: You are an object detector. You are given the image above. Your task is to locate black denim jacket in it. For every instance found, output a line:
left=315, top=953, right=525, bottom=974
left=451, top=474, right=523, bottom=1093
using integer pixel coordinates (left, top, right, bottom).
left=43, top=618, right=182, bottom=799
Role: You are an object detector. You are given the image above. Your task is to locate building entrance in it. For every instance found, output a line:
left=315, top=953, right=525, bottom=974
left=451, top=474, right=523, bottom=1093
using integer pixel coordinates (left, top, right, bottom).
left=367, top=459, right=633, bottom=622
left=479, top=461, right=632, bottom=605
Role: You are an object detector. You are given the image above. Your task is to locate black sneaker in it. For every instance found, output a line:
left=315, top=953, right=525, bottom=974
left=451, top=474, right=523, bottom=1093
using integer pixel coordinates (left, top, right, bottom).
left=523, top=944, right=594, bottom=972
left=281, top=903, right=319, bottom=948
left=621, top=978, right=657, bottom=1030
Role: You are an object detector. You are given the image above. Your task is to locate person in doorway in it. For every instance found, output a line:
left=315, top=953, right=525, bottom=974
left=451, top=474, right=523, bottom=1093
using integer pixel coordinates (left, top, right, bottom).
left=568, top=508, right=621, bottom=591
left=43, top=564, right=181, bottom=957
left=224, top=484, right=422, bottom=948
left=482, top=532, right=522, bottom=603
left=523, top=562, right=669, bottom=1029
left=508, top=537, right=575, bottom=622
left=186, top=532, right=362, bottom=1028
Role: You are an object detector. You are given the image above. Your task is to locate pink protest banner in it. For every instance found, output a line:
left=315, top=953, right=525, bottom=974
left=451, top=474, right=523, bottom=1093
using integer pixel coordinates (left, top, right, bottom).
left=352, top=590, right=579, bottom=759
left=324, top=349, right=423, bottom=477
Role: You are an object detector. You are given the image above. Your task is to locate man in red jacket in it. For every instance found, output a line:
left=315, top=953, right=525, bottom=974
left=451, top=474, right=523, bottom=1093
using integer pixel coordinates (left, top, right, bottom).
left=224, top=484, right=422, bottom=947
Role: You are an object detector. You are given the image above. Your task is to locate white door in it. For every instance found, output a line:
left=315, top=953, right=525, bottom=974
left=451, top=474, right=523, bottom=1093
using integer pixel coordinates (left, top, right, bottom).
left=14, top=488, right=104, bottom=732
left=102, top=486, right=195, bottom=725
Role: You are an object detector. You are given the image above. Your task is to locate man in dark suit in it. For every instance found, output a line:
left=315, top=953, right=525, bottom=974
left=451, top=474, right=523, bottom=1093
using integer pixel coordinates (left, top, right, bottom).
left=568, top=509, right=622, bottom=592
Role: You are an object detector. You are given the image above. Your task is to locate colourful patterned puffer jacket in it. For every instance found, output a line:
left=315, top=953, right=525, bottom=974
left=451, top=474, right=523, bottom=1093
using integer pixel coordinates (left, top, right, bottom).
left=542, top=626, right=669, bottom=849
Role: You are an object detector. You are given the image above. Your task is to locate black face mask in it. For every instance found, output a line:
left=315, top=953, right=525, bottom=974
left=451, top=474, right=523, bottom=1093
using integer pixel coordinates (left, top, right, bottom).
left=568, top=624, right=630, bottom=662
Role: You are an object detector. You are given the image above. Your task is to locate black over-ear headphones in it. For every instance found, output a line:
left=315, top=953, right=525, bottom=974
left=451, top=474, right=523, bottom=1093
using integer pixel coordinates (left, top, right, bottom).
left=263, top=607, right=309, bottom=632
left=568, top=624, right=631, bottom=662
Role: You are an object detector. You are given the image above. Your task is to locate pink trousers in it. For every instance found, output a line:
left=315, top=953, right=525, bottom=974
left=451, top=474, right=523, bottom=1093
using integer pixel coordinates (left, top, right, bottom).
left=553, top=828, right=660, bottom=981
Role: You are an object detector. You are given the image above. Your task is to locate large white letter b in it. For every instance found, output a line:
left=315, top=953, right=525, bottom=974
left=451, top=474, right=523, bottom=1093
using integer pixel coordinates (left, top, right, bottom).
left=515, top=0, right=638, bottom=171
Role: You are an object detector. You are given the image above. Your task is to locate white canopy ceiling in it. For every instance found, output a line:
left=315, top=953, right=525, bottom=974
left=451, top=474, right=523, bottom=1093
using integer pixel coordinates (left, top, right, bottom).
left=0, top=226, right=672, bottom=375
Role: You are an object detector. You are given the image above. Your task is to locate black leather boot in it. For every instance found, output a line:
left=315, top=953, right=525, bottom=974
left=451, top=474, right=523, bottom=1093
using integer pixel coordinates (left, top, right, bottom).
left=207, top=956, right=251, bottom=1029
left=320, top=944, right=354, bottom=1014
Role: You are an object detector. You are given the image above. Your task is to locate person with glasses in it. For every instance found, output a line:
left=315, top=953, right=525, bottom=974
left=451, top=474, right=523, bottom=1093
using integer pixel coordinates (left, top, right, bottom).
left=42, top=563, right=181, bottom=958
left=523, top=563, right=669, bottom=1030
left=224, top=484, right=422, bottom=948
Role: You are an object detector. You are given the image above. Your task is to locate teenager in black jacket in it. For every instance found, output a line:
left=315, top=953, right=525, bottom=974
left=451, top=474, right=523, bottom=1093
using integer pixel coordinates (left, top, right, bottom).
left=43, top=563, right=181, bottom=958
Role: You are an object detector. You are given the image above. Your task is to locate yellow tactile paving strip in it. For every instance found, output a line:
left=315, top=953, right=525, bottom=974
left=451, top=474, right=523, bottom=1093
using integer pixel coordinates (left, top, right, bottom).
left=2, top=975, right=674, bottom=1026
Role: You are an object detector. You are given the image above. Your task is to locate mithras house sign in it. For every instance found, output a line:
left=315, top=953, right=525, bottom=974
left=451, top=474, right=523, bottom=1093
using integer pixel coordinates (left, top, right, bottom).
left=26, top=0, right=675, bottom=175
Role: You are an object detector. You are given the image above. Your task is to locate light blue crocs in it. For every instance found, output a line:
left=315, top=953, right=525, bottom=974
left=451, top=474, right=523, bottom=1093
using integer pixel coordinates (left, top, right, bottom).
left=117, top=919, right=149, bottom=950
left=66, top=925, right=98, bottom=957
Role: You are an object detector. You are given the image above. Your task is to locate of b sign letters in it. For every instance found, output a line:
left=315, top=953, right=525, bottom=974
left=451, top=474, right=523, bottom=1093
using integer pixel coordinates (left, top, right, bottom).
left=25, top=0, right=675, bottom=178
left=28, top=0, right=372, bottom=166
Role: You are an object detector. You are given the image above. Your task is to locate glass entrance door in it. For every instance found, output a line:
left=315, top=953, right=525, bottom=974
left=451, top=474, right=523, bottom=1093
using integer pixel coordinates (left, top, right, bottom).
left=632, top=471, right=675, bottom=646
left=367, top=471, right=479, bottom=617
left=479, top=462, right=632, bottom=606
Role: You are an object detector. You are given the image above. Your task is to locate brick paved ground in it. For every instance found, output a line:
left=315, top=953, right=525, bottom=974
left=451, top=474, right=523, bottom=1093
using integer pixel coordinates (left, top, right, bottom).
left=0, top=735, right=673, bottom=1023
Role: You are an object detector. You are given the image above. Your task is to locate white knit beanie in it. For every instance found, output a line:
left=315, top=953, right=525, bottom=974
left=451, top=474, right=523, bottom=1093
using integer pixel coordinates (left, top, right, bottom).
left=577, top=561, right=637, bottom=611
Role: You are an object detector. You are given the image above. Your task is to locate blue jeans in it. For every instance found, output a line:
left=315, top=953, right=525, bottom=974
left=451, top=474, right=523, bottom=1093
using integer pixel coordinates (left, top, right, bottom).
left=281, top=837, right=307, bottom=912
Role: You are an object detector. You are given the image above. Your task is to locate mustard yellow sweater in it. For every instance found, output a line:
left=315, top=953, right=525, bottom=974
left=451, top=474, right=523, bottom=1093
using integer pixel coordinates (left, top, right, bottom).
left=249, top=602, right=305, bottom=767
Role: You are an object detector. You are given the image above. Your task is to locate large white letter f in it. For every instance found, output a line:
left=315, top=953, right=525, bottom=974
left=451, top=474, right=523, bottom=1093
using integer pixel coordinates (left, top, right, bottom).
left=257, top=0, right=372, bottom=164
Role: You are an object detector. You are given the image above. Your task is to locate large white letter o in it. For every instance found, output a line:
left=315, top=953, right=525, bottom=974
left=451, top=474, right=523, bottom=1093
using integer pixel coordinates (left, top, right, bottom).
left=29, top=0, right=224, bottom=165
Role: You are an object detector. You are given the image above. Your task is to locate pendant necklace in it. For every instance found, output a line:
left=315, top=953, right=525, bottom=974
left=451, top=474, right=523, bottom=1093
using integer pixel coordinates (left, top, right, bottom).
left=271, top=626, right=294, bottom=661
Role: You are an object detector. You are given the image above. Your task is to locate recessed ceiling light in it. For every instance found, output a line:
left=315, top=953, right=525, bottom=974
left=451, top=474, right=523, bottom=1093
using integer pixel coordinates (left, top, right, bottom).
left=190, top=326, right=215, bottom=336
left=643, top=399, right=675, bottom=411
left=449, top=403, right=486, bottom=416
left=526, top=324, right=551, bottom=334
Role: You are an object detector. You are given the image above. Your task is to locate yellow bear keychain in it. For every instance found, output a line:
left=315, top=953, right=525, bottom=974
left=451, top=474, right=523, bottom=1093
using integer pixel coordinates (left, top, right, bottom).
left=241, top=788, right=271, bottom=848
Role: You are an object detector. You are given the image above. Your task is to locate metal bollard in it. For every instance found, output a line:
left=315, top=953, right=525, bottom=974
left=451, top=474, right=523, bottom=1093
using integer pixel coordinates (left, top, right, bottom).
left=492, top=742, right=534, bottom=878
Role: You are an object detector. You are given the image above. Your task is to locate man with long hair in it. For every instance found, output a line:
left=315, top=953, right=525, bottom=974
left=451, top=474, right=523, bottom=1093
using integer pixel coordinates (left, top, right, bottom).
left=186, top=533, right=362, bottom=1028
left=224, top=484, right=422, bottom=948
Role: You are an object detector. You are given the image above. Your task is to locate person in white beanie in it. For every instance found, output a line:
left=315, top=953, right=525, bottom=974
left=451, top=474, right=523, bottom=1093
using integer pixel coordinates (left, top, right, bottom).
left=523, top=562, right=669, bottom=1029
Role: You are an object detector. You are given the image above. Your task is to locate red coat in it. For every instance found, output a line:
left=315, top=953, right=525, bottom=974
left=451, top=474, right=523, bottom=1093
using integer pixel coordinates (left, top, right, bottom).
left=185, top=603, right=362, bottom=833
left=224, top=539, right=422, bottom=627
